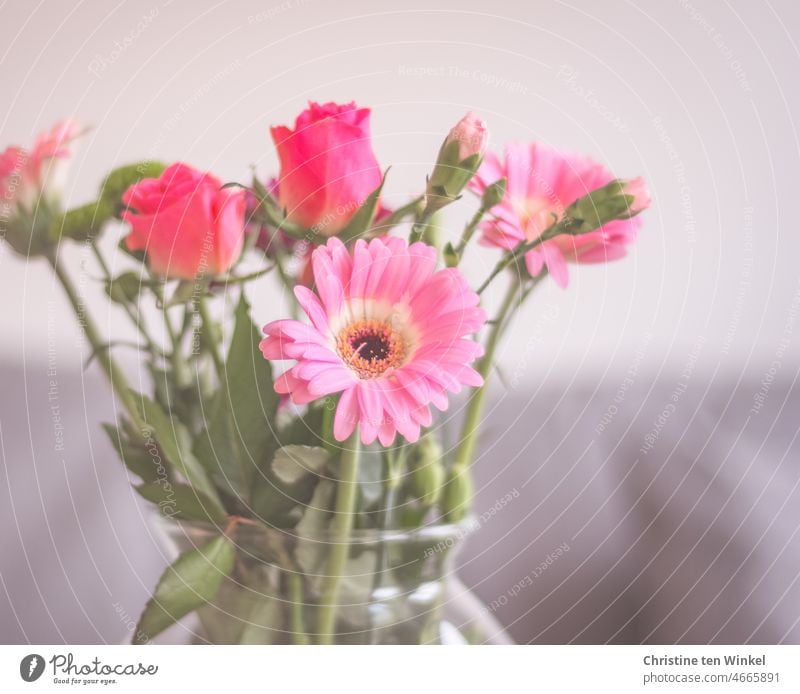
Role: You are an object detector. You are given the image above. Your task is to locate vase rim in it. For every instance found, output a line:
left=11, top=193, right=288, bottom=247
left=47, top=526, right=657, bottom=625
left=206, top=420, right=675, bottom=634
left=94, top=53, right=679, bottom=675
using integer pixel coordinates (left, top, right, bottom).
left=154, top=513, right=480, bottom=544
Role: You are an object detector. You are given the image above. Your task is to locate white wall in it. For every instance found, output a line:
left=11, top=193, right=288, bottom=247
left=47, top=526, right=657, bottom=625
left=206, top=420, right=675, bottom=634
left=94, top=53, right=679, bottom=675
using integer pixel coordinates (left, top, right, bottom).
left=1, top=0, right=798, bottom=387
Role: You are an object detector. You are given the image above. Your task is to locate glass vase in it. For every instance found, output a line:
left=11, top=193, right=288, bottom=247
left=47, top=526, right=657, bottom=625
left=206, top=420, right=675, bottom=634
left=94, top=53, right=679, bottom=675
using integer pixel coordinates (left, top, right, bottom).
left=157, top=517, right=511, bottom=645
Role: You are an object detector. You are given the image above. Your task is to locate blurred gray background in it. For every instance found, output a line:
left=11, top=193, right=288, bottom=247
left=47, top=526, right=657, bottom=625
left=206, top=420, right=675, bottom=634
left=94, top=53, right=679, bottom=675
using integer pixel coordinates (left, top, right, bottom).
left=1, top=0, right=799, bottom=643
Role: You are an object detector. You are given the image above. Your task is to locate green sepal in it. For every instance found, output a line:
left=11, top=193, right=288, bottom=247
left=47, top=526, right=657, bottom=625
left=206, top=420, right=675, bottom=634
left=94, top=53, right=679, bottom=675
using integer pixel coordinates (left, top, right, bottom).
left=481, top=178, right=507, bottom=209
left=443, top=241, right=459, bottom=267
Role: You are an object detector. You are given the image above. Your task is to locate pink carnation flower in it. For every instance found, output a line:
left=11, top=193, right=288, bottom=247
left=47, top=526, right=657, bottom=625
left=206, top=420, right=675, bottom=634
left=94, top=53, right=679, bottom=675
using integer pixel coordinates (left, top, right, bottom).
left=0, top=120, right=80, bottom=210
left=470, top=142, right=643, bottom=288
left=260, top=236, right=487, bottom=446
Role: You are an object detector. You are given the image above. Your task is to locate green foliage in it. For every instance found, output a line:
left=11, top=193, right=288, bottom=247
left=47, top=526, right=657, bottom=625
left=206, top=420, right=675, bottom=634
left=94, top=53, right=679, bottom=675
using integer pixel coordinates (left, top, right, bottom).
left=271, top=445, right=329, bottom=485
left=136, top=394, right=222, bottom=507
left=134, top=535, right=235, bottom=643
left=49, top=198, right=115, bottom=242
left=135, top=481, right=227, bottom=525
left=193, top=292, right=279, bottom=500
left=100, top=161, right=167, bottom=213
left=338, top=169, right=389, bottom=242
left=105, top=271, right=145, bottom=305
left=102, top=419, right=165, bottom=484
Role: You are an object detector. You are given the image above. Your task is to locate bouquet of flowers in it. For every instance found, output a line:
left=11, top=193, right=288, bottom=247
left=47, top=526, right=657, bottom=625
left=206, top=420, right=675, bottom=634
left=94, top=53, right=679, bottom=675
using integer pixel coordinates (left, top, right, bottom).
left=0, top=102, right=649, bottom=644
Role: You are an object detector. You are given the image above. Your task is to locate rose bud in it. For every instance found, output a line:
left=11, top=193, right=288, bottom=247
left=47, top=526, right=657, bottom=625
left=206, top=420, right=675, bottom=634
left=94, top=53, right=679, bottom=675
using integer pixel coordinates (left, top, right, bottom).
left=121, top=163, right=246, bottom=280
left=270, top=101, right=383, bottom=236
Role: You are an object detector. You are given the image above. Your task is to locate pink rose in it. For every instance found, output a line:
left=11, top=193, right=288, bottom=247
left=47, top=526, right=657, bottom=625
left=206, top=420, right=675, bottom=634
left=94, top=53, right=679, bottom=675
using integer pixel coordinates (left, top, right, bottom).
left=270, top=101, right=382, bottom=236
left=446, top=111, right=489, bottom=160
left=122, top=163, right=246, bottom=280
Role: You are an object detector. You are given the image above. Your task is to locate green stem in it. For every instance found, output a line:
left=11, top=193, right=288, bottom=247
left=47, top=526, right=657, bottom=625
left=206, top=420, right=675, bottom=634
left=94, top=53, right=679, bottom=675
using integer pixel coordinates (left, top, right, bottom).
left=451, top=278, right=521, bottom=477
left=46, top=251, right=146, bottom=431
left=408, top=205, right=435, bottom=244
left=288, top=573, right=310, bottom=645
left=378, top=195, right=424, bottom=231
left=476, top=219, right=568, bottom=294
left=455, top=205, right=487, bottom=257
left=195, top=295, right=226, bottom=384
left=91, top=241, right=155, bottom=352
left=151, top=283, right=191, bottom=388
left=316, top=434, right=361, bottom=644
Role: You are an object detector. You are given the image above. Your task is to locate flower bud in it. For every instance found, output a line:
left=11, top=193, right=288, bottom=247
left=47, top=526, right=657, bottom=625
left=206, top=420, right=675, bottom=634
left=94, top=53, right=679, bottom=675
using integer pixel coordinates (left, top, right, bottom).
left=443, top=241, right=459, bottom=268
left=447, top=111, right=489, bottom=161
left=426, top=112, right=488, bottom=213
left=411, top=436, right=445, bottom=508
left=480, top=177, right=506, bottom=210
left=564, top=177, right=649, bottom=234
left=623, top=176, right=651, bottom=216
left=0, top=120, right=81, bottom=256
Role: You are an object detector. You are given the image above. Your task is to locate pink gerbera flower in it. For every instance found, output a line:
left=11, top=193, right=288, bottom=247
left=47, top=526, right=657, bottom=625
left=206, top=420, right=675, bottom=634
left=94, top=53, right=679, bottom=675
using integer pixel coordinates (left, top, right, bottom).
left=469, top=142, right=643, bottom=288
left=260, top=236, right=487, bottom=446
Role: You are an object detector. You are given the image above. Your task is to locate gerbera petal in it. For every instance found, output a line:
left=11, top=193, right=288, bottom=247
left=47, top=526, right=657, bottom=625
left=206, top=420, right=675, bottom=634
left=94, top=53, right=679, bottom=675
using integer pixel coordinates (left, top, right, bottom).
left=540, top=242, right=570, bottom=289
left=294, top=285, right=330, bottom=333
left=333, top=387, right=358, bottom=442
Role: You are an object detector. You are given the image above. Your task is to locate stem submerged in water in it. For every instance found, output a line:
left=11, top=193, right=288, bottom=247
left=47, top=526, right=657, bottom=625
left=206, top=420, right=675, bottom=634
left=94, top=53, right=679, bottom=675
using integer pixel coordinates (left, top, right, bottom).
left=316, top=433, right=361, bottom=644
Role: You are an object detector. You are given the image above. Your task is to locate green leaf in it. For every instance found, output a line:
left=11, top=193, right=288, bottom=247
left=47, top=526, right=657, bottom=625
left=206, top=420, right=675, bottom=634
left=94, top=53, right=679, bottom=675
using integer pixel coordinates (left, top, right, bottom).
left=166, top=280, right=198, bottom=307
left=196, top=571, right=283, bottom=644
left=100, top=161, right=167, bottom=213
left=222, top=293, right=278, bottom=480
left=135, top=481, right=227, bottom=525
left=236, top=595, right=282, bottom=645
left=49, top=199, right=115, bottom=242
left=192, top=389, right=240, bottom=494
left=105, top=271, right=145, bottom=304
left=275, top=404, right=326, bottom=448
left=137, top=395, right=222, bottom=507
left=193, top=292, right=279, bottom=502
left=338, top=169, right=389, bottom=242
left=102, top=420, right=164, bottom=484
left=271, top=445, right=329, bottom=485
left=134, top=535, right=235, bottom=643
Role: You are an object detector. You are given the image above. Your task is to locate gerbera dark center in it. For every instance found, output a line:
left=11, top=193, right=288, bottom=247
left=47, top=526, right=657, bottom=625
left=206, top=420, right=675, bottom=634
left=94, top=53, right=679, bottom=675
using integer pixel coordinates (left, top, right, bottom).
left=337, top=319, right=405, bottom=379
left=351, top=334, right=389, bottom=362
